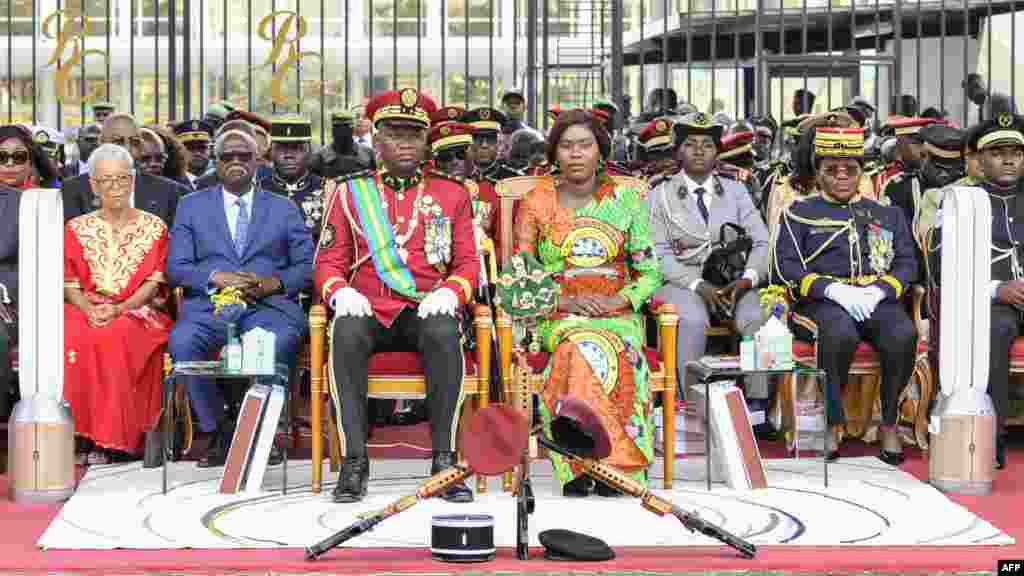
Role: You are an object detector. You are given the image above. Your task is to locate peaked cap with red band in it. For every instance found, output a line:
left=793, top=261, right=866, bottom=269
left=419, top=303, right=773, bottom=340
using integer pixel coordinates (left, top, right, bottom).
left=429, top=122, right=474, bottom=153
left=365, top=88, right=438, bottom=129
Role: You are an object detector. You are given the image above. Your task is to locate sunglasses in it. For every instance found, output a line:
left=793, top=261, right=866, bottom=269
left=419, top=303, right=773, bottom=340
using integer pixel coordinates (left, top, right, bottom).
left=219, top=151, right=253, bottom=163
left=0, top=151, right=29, bottom=166
left=437, top=149, right=467, bottom=163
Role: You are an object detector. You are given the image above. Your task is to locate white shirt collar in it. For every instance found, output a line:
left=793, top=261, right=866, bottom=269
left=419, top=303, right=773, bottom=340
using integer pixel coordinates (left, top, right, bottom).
left=222, top=185, right=255, bottom=211
left=682, top=171, right=713, bottom=194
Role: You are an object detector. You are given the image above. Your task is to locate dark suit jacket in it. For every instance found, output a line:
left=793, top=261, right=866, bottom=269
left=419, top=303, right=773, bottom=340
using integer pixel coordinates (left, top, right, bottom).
left=167, top=185, right=314, bottom=329
left=61, top=173, right=185, bottom=227
left=0, top=186, right=18, bottom=303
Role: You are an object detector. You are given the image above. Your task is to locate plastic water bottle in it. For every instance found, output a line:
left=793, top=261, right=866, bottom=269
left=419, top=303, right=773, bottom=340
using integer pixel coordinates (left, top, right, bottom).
left=224, top=323, right=243, bottom=373
left=740, top=336, right=756, bottom=371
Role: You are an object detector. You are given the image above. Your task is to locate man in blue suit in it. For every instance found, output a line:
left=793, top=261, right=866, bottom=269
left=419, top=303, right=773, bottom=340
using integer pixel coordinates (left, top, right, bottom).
left=168, top=128, right=314, bottom=467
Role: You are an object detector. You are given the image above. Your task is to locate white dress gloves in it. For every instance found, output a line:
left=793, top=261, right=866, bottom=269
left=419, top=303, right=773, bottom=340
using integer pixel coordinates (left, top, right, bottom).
left=331, top=286, right=373, bottom=317
left=418, top=287, right=459, bottom=318
left=824, top=283, right=886, bottom=322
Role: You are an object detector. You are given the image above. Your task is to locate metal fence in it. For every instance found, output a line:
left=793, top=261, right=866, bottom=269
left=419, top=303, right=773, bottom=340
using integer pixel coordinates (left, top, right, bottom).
left=0, top=0, right=1020, bottom=141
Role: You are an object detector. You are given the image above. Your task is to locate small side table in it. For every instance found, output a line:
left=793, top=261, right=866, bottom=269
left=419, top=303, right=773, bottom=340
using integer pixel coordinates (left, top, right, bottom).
left=684, top=360, right=829, bottom=489
left=162, top=361, right=290, bottom=495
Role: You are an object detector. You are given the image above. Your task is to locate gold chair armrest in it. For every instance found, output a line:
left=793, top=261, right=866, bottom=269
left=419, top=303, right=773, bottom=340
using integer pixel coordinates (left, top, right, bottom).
left=482, top=237, right=498, bottom=287
left=911, top=284, right=928, bottom=344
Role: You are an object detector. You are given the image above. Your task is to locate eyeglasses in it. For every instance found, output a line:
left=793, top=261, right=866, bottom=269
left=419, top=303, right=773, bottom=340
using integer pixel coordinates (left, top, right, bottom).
left=0, top=151, right=30, bottom=166
left=92, top=174, right=133, bottom=188
left=139, top=153, right=168, bottom=165
left=218, top=151, right=254, bottom=163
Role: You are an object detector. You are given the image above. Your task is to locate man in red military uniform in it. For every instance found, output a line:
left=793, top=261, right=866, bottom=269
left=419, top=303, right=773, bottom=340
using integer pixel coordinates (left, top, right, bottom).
left=314, top=88, right=480, bottom=504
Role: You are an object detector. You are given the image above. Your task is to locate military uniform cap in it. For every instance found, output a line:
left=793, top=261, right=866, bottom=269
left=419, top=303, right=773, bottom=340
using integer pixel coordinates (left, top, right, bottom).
left=880, top=115, right=938, bottom=138
left=330, top=110, right=355, bottom=124
left=429, top=122, right=474, bottom=154
left=365, top=88, right=437, bottom=129
left=798, top=110, right=857, bottom=133
left=464, top=107, right=507, bottom=134
left=174, top=119, right=214, bottom=143
left=538, top=529, right=615, bottom=562
left=590, top=107, right=612, bottom=129
left=719, top=130, right=755, bottom=162
left=919, top=123, right=964, bottom=162
left=638, top=117, right=674, bottom=153
left=430, top=106, right=466, bottom=128
left=969, top=113, right=1024, bottom=151
left=501, top=87, right=526, bottom=102
left=814, top=127, right=865, bottom=160
left=205, top=101, right=234, bottom=119
left=593, top=98, right=619, bottom=113
left=673, top=111, right=724, bottom=149
left=271, top=114, right=313, bottom=142
left=91, top=101, right=115, bottom=112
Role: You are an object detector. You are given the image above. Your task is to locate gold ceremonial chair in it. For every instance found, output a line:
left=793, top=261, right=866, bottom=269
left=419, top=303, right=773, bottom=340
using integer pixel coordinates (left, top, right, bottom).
left=307, top=242, right=498, bottom=495
left=493, top=175, right=680, bottom=490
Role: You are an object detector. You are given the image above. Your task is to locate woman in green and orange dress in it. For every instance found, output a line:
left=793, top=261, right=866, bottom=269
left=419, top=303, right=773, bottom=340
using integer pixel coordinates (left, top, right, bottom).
left=513, top=109, right=662, bottom=496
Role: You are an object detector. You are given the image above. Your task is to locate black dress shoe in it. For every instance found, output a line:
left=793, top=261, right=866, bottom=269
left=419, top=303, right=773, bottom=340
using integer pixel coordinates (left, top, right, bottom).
left=196, top=441, right=227, bottom=468
left=333, top=456, right=370, bottom=503
left=996, top=435, right=1007, bottom=470
left=562, top=475, right=594, bottom=497
left=267, top=441, right=284, bottom=466
left=431, top=451, right=474, bottom=503
left=196, top=428, right=228, bottom=468
left=878, top=450, right=905, bottom=466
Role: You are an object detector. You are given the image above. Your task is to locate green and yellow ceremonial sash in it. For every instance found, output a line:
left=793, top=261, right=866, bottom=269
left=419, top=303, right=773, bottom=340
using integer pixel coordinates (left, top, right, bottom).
left=347, top=176, right=425, bottom=301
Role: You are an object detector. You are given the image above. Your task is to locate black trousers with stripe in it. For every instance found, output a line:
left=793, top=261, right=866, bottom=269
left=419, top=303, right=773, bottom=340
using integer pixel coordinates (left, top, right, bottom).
left=792, top=300, right=916, bottom=427
left=330, top=308, right=464, bottom=458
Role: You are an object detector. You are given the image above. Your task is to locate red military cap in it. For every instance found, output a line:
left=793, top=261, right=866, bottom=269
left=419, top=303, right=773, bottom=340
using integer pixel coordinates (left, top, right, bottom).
left=547, top=105, right=562, bottom=123
left=718, top=131, right=754, bottom=162
left=590, top=107, right=610, bottom=128
left=880, top=115, right=939, bottom=138
left=639, top=117, right=674, bottom=154
left=429, top=122, right=474, bottom=154
left=365, top=87, right=438, bottom=129
left=431, top=106, right=465, bottom=128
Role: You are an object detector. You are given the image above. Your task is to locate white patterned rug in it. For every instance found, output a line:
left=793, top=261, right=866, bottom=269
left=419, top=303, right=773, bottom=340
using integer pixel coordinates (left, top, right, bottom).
left=38, top=457, right=1013, bottom=550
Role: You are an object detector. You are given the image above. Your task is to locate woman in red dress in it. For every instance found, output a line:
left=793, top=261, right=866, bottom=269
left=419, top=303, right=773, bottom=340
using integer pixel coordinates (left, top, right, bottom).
left=63, top=143, right=171, bottom=464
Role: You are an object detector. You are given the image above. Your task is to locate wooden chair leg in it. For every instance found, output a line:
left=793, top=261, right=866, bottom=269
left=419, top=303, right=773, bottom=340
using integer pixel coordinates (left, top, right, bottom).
left=913, top=355, right=934, bottom=450
left=475, top=393, right=488, bottom=494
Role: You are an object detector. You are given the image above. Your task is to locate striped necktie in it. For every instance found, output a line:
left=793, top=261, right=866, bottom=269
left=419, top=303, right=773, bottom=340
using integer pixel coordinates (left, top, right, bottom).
left=234, top=196, right=249, bottom=257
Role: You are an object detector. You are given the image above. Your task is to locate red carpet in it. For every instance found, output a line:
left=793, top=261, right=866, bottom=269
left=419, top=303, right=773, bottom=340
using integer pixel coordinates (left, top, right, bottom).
left=4, top=427, right=1022, bottom=575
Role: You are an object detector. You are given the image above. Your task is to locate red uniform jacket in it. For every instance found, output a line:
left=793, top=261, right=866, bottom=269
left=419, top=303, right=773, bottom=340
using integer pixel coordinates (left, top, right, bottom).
left=314, top=170, right=481, bottom=327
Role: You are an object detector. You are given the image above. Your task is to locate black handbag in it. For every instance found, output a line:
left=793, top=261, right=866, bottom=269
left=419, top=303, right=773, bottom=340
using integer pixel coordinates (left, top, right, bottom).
left=701, top=222, right=754, bottom=288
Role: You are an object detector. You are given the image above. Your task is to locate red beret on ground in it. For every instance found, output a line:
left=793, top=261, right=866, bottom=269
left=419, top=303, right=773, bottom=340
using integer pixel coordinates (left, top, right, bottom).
left=461, top=404, right=530, bottom=476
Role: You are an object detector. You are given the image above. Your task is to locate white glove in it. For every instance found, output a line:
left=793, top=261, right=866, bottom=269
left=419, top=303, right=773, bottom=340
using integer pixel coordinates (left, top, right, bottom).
left=858, top=286, right=886, bottom=319
left=330, top=286, right=373, bottom=317
left=824, top=283, right=866, bottom=322
left=418, top=287, right=459, bottom=318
